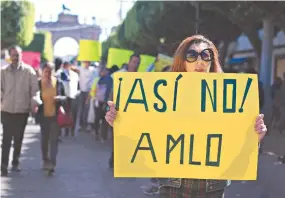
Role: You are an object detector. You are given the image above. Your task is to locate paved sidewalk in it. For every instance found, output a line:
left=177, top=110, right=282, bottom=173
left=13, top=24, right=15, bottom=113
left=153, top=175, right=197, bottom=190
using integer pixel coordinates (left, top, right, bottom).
left=261, top=131, right=285, bottom=157
left=1, top=124, right=149, bottom=198
left=1, top=124, right=285, bottom=198
left=224, top=153, right=285, bottom=198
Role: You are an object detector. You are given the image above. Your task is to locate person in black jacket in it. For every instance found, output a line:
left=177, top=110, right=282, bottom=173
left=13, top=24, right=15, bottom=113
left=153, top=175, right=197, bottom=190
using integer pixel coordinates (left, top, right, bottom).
left=37, top=62, right=66, bottom=173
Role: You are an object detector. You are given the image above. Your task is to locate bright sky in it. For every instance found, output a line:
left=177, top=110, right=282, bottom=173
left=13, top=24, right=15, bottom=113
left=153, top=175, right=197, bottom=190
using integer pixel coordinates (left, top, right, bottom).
left=30, top=0, right=135, bottom=57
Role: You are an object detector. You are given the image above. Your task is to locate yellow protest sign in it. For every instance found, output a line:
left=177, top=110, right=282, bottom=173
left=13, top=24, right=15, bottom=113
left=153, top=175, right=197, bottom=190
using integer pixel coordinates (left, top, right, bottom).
left=154, top=53, right=173, bottom=72
left=107, top=48, right=133, bottom=68
left=113, top=72, right=259, bottom=180
left=77, top=40, right=101, bottom=61
left=138, top=55, right=156, bottom=72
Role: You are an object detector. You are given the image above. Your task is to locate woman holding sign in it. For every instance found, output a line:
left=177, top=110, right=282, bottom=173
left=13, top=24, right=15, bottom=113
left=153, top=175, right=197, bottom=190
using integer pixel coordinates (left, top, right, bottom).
left=105, top=35, right=267, bottom=198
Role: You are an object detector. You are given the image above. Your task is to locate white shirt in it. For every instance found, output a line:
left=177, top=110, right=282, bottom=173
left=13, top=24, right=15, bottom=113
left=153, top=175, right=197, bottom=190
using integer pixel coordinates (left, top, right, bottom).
left=1, top=59, right=9, bottom=67
left=111, top=68, right=127, bottom=78
left=79, top=66, right=98, bottom=92
left=56, top=68, right=79, bottom=99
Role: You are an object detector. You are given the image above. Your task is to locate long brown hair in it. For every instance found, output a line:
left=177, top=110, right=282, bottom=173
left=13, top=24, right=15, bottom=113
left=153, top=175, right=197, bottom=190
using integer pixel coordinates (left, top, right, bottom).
left=171, top=35, right=222, bottom=73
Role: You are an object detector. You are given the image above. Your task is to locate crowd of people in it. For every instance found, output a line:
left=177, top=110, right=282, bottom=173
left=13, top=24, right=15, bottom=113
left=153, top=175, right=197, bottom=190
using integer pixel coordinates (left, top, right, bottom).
left=0, top=34, right=275, bottom=198
left=0, top=45, right=120, bottom=176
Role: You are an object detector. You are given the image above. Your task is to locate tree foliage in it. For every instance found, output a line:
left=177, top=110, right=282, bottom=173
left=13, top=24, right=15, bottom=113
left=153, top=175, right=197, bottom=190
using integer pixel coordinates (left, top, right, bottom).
left=101, top=32, right=121, bottom=62
left=200, top=1, right=285, bottom=57
left=104, top=1, right=285, bottom=59
left=114, top=1, right=242, bottom=56
left=23, top=31, right=54, bottom=62
left=1, top=0, right=35, bottom=49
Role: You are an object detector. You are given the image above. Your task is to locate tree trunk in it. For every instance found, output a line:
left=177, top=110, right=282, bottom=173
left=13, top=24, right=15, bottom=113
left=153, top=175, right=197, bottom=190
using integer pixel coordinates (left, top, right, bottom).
left=244, top=29, right=262, bottom=59
left=219, top=40, right=230, bottom=67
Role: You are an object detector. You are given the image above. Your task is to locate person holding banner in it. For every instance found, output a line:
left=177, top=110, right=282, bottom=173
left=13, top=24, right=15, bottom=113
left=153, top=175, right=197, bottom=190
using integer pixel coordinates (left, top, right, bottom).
left=105, top=35, right=267, bottom=198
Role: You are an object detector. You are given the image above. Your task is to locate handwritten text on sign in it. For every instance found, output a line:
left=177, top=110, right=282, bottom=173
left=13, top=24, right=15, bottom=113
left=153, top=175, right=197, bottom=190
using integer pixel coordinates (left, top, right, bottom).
left=113, top=73, right=259, bottom=180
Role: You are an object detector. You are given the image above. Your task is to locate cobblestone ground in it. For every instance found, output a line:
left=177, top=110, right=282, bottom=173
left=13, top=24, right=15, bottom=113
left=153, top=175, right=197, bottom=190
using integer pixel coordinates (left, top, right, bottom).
left=1, top=124, right=285, bottom=198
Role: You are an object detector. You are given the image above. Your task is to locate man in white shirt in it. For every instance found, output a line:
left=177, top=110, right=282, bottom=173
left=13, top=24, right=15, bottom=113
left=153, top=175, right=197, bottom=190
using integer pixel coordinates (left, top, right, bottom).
left=56, top=61, right=80, bottom=136
left=77, top=61, right=98, bottom=131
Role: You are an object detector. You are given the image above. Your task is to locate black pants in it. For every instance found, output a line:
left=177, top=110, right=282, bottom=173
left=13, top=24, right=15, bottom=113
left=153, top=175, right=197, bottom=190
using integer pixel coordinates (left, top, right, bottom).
left=94, top=101, right=109, bottom=140
left=40, top=116, right=60, bottom=166
left=79, top=92, right=89, bottom=129
left=1, top=111, right=28, bottom=172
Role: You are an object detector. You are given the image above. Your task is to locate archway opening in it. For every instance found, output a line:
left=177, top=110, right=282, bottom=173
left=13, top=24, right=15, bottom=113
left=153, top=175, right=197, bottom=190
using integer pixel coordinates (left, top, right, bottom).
left=54, top=37, right=79, bottom=60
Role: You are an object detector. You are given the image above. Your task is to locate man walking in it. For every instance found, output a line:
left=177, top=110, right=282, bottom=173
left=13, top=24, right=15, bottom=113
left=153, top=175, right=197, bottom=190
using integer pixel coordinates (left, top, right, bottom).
left=57, top=61, right=79, bottom=137
left=1, top=46, right=38, bottom=176
left=77, top=61, right=98, bottom=132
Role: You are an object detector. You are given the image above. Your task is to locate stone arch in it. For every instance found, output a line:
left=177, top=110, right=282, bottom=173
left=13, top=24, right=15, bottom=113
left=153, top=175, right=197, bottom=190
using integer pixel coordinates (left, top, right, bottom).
left=51, top=32, right=80, bottom=48
left=35, top=12, right=101, bottom=49
left=54, top=37, right=79, bottom=57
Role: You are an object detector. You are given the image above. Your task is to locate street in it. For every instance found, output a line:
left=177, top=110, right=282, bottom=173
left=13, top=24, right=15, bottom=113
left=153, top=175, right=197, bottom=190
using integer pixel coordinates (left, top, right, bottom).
left=1, top=123, right=285, bottom=198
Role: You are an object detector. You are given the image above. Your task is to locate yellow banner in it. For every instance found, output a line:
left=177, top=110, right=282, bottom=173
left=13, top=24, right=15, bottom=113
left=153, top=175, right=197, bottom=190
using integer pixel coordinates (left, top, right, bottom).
left=113, top=72, right=259, bottom=180
left=107, top=48, right=155, bottom=72
left=77, top=40, right=101, bottom=61
left=107, top=48, right=133, bottom=68
left=154, top=53, right=173, bottom=72
left=138, top=55, right=156, bottom=72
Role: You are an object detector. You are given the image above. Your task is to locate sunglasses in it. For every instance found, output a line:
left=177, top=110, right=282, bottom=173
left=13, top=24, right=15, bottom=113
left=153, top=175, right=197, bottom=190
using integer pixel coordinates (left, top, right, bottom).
left=185, top=49, right=214, bottom=63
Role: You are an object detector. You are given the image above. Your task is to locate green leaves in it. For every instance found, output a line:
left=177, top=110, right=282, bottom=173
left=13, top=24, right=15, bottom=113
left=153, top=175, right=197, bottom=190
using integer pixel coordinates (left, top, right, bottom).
left=23, top=31, right=53, bottom=62
left=1, top=0, right=35, bottom=49
left=104, top=1, right=285, bottom=59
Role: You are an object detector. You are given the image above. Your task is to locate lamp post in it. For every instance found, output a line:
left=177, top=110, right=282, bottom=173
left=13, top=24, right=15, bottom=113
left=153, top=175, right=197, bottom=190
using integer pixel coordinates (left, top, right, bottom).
left=195, top=2, right=200, bottom=34
left=259, top=18, right=274, bottom=124
left=190, top=2, right=200, bottom=34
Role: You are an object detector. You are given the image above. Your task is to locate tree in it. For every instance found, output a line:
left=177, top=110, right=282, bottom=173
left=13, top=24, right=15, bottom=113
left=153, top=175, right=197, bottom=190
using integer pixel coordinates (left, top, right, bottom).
left=107, top=1, right=285, bottom=61
left=1, top=0, right=35, bottom=49
left=117, top=1, right=242, bottom=56
left=201, top=1, right=285, bottom=58
left=23, top=31, right=54, bottom=62
left=101, top=33, right=121, bottom=62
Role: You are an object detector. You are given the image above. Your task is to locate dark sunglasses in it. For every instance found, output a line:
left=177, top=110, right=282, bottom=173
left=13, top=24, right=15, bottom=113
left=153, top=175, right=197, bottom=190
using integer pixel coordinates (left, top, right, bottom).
left=185, top=49, right=214, bottom=63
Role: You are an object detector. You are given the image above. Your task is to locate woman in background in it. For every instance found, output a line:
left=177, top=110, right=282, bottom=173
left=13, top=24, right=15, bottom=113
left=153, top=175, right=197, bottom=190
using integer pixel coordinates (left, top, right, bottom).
left=37, top=62, right=65, bottom=173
